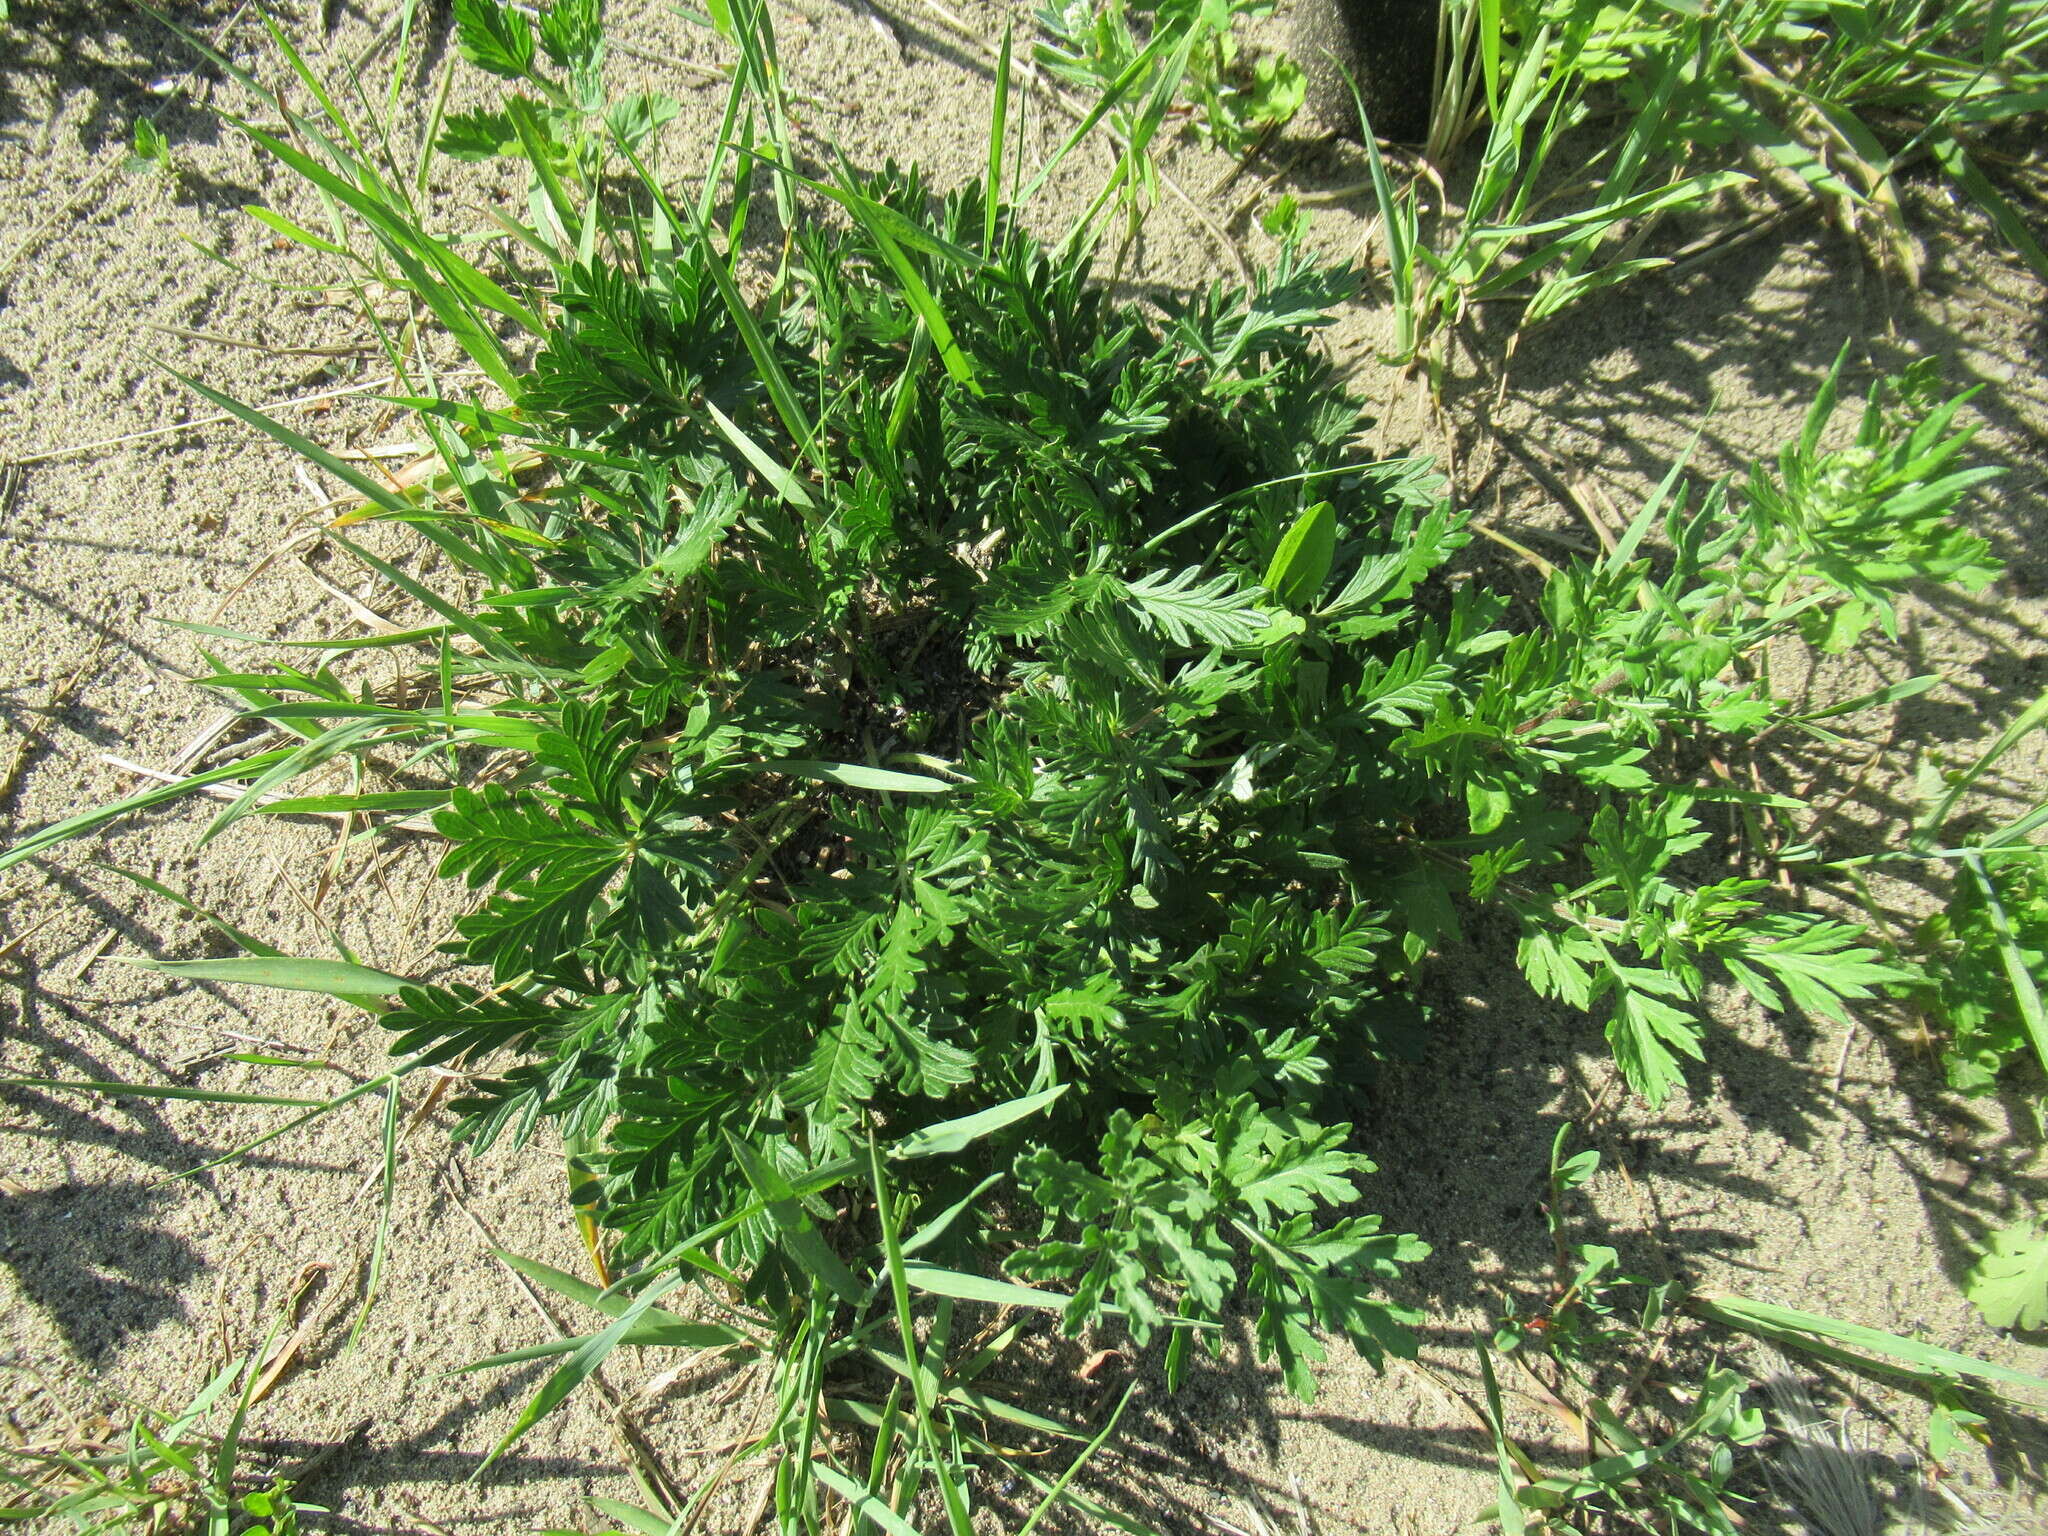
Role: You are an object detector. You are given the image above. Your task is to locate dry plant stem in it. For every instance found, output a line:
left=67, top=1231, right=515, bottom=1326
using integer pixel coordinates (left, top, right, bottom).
left=395, top=1493, right=460, bottom=1536
left=0, top=907, right=64, bottom=965
left=64, top=929, right=118, bottom=982
left=1228, top=133, right=1331, bottom=225
left=1210, top=118, right=1282, bottom=197
left=137, top=321, right=373, bottom=359
left=169, top=710, right=249, bottom=775
left=1468, top=519, right=1560, bottom=579
left=207, top=528, right=327, bottom=626
left=1509, top=1347, right=1588, bottom=1440
left=14, top=376, right=400, bottom=466
left=309, top=812, right=355, bottom=913
left=1831, top=1017, right=1862, bottom=1095
left=1395, top=1354, right=1495, bottom=1441
left=672, top=1393, right=779, bottom=1536
left=296, top=556, right=413, bottom=634
left=739, top=1452, right=780, bottom=1536
left=265, top=1416, right=371, bottom=1495
left=247, top=1260, right=332, bottom=1407
left=1166, top=164, right=1257, bottom=287
left=1491, top=425, right=1619, bottom=556
left=1663, top=199, right=1806, bottom=283
left=1570, top=1068, right=1683, bottom=1293
left=1287, top=1471, right=1320, bottom=1536
left=1508, top=522, right=1599, bottom=557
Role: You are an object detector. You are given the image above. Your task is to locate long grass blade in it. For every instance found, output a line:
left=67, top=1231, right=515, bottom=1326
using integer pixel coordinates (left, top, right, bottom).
left=986, top=25, right=1012, bottom=252
left=475, top=1274, right=684, bottom=1476
left=119, top=954, right=407, bottom=999
left=0, top=748, right=299, bottom=874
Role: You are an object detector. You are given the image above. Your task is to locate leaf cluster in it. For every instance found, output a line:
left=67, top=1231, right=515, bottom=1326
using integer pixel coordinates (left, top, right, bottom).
left=10, top=0, right=2019, bottom=1436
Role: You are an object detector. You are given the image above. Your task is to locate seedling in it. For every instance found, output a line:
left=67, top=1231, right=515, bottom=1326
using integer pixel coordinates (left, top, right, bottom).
left=0, top=1352, right=319, bottom=1535
left=123, top=117, right=174, bottom=180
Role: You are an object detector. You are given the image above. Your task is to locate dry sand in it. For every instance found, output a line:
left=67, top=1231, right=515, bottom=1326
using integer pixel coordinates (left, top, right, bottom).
left=3, top=2, right=2047, bottom=1532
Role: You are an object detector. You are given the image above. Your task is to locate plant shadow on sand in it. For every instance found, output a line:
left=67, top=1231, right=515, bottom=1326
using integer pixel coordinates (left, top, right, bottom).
left=0, top=1, right=313, bottom=226
left=0, top=863, right=369, bottom=1358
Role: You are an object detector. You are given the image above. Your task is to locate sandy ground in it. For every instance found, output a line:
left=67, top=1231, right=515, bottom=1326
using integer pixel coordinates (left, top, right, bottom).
left=3, top=2, right=2047, bottom=1533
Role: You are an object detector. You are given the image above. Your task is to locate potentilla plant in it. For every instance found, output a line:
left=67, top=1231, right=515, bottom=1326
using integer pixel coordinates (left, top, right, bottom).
left=1, top=0, right=2013, bottom=1507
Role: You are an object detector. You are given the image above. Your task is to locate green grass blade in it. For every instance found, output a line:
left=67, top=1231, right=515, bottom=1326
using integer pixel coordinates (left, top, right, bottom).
left=169, top=1053, right=436, bottom=1179
left=704, top=398, right=816, bottom=509
left=728, top=1136, right=865, bottom=1304
left=1349, top=89, right=1416, bottom=358
left=1916, top=688, right=2048, bottom=848
left=1016, top=1379, right=1136, bottom=1536
left=824, top=167, right=981, bottom=394
left=986, top=25, right=1012, bottom=252
left=867, top=1137, right=975, bottom=1536
left=814, top=1466, right=921, bottom=1536
left=343, top=1080, right=401, bottom=1353
left=0, top=1078, right=330, bottom=1107
left=900, top=1263, right=1069, bottom=1311
left=613, top=138, right=824, bottom=479
left=475, top=1274, right=684, bottom=1477
left=163, top=365, right=415, bottom=515
left=1020, top=23, right=1178, bottom=207
left=0, top=747, right=299, bottom=875
left=768, top=760, right=955, bottom=794
left=321, top=528, right=528, bottom=668
left=1962, top=849, right=2048, bottom=1080
left=1932, top=135, right=2048, bottom=284
left=1475, top=1345, right=1528, bottom=1535
left=1694, top=1293, right=2048, bottom=1398
left=491, top=1249, right=753, bottom=1347
left=585, top=1499, right=675, bottom=1536
left=98, top=866, right=285, bottom=958
left=118, top=955, right=407, bottom=1000
left=890, top=1085, right=1067, bottom=1158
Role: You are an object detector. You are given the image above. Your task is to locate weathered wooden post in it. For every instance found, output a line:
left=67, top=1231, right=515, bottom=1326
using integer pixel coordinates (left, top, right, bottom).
left=1291, top=0, right=1439, bottom=142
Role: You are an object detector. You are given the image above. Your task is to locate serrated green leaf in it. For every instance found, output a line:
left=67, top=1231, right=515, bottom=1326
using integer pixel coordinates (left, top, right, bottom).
left=1968, top=1222, right=2048, bottom=1331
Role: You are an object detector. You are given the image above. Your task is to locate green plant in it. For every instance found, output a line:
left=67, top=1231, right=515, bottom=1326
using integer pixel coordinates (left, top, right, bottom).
left=1902, top=694, right=2048, bottom=1333
left=124, top=117, right=175, bottom=180
left=1038, top=0, right=1304, bottom=163
left=1357, top=5, right=1751, bottom=371
left=1904, top=690, right=2048, bottom=1098
left=1481, top=1131, right=1767, bottom=1533
left=1477, top=1338, right=1766, bottom=1534
left=471, top=1097, right=1168, bottom=1534
left=1479, top=1129, right=2048, bottom=1532
left=1965, top=1218, right=2048, bottom=1331
left=1922, top=849, right=2048, bottom=1096
left=2, top=0, right=2032, bottom=1524
left=437, top=0, right=684, bottom=174
left=0, top=1352, right=317, bottom=1535
left=1352, top=0, right=2048, bottom=376
left=1671, top=0, right=2048, bottom=284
